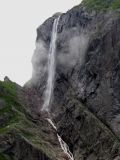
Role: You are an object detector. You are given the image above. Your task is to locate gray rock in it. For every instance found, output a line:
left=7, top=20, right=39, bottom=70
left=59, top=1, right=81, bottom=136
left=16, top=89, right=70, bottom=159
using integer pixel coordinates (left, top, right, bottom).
left=0, top=98, right=5, bottom=110
left=25, top=1, right=120, bottom=159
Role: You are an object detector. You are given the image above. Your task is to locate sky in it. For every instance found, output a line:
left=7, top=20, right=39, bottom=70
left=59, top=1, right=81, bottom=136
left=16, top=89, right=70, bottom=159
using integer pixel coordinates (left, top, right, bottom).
left=0, top=0, right=82, bottom=86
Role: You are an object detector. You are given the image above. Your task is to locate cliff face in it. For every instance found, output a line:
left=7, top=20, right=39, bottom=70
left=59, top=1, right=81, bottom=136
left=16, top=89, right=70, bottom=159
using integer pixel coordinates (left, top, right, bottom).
left=28, top=0, right=120, bottom=159
left=1, top=0, right=120, bottom=159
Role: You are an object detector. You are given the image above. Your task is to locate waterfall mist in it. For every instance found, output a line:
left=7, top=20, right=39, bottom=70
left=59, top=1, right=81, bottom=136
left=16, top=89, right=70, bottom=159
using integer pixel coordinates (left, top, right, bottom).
left=57, top=31, right=89, bottom=68
left=31, top=18, right=89, bottom=113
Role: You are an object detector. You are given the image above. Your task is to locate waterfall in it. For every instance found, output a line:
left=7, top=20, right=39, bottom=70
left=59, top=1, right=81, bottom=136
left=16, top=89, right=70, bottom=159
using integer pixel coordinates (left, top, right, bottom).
left=42, top=16, right=74, bottom=160
left=47, top=118, right=74, bottom=160
left=42, top=16, right=60, bottom=111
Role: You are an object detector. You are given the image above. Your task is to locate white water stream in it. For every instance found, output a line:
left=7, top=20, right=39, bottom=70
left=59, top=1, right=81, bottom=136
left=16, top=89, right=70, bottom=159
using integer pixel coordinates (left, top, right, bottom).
left=47, top=118, right=74, bottom=160
left=42, top=16, right=60, bottom=111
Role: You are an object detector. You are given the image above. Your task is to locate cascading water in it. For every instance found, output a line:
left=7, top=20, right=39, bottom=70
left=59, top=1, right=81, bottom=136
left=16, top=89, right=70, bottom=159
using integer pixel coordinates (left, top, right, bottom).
left=47, top=118, right=74, bottom=160
left=42, top=16, right=60, bottom=111
left=42, top=16, right=74, bottom=160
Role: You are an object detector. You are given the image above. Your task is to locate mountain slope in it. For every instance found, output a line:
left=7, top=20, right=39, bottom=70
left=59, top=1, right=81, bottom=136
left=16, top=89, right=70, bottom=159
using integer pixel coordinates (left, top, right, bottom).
left=1, top=78, right=120, bottom=159
left=0, top=78, right=72, bottom=160
left=1, top=0, right=120, bottom=159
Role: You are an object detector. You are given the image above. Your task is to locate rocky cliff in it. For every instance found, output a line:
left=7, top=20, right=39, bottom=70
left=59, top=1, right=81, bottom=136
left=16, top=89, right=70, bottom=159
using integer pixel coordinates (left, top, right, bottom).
left=1, top=0, right=120, bottom=159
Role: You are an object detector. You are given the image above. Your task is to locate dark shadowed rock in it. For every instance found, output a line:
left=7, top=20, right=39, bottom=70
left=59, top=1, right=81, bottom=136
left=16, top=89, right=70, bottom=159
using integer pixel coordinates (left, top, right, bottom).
left=0, top=99, right=5, bottom=110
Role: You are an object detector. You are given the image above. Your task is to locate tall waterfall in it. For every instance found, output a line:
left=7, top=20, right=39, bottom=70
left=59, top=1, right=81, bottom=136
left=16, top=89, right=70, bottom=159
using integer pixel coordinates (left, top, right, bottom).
left=42, top=16, right=74, bottom=160
left=42, top=16, right=60, bottom=111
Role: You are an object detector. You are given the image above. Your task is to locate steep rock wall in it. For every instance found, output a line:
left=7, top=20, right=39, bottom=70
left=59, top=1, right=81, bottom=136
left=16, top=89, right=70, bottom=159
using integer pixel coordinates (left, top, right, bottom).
left=26, top=1, right=120, bottom=159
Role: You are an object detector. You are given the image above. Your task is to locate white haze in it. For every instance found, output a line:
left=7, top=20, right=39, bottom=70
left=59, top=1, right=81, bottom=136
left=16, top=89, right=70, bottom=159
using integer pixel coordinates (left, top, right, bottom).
left=32, top=32, right=89, bottom=87
left=32, top=40, right=48, bottom=84
left=0, top=0, right=82, bottom=86
left=58, top=34, right=89, bottom=67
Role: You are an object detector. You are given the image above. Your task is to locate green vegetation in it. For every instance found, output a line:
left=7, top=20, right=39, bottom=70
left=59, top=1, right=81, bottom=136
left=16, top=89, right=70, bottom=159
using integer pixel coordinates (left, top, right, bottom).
left=0, top=81, right=16, bottom=97
left=0, top=81, right=17, bottom=113
left=0, top=151, right=12, bottom=160
left=0, top=81, right=21, bottom=129
left=83, top=0, right=120, bottom=11
left=0, top=153, right=7, bottom=160
left=0, top=80, right=26, bottom=143
left=111, top=0, right=120, bottom=9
